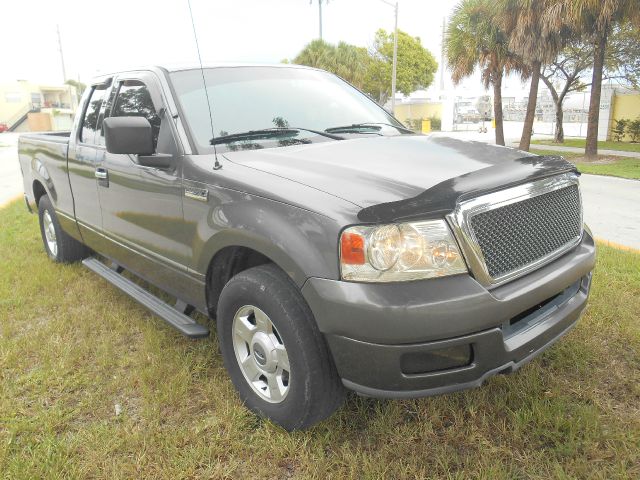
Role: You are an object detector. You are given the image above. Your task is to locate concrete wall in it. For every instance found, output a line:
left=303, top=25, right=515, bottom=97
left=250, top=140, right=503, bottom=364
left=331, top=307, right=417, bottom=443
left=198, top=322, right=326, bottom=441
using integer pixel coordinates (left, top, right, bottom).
left=27, top=112, right=52, bottom=131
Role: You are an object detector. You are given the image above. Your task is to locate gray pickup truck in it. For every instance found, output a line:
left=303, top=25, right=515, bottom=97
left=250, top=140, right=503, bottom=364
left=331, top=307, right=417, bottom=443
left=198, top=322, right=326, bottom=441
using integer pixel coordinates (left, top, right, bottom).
left=18, top=64, right=595, bottom=430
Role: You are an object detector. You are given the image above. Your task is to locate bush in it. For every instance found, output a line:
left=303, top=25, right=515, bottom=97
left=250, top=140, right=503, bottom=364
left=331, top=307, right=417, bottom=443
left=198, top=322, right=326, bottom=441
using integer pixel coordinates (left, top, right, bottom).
left=612, top=118, right=629, bottom=142
left=429, top=115, right=442, bottom=131
left=627, top=119, right=640, bottom=142
left=406, top=117, right=441, bottom=133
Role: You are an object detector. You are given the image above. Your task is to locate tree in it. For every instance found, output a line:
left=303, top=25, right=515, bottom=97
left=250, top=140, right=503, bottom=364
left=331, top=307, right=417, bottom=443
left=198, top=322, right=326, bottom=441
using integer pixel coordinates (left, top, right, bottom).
left=549, top=0, right=640, bottom=159
left=363, top=29, right=438, bottom=104
left=540, top=23, right=640, bottom=143
left=540, top=40, right=592, bottom=143
left=292, top=31, right=437, bottom=106
left=65, top=79, right=86, bottom=103
left=293, top=39, right=337, bottom=71
left=446, top=0, right=522, bottom=146
left=501, top=0, right=565, bottom=151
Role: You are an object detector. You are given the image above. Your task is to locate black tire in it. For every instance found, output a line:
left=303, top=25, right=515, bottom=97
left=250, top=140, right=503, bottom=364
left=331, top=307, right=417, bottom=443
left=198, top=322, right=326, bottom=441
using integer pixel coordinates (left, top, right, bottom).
left=38, top=195, right=88, bottom=263
left=217, top=264, right=345, bottom=430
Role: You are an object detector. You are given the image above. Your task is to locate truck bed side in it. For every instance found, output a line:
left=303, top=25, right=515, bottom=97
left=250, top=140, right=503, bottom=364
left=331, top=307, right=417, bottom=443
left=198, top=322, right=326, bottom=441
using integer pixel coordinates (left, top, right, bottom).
left=18, top=132, right=77, bottom=233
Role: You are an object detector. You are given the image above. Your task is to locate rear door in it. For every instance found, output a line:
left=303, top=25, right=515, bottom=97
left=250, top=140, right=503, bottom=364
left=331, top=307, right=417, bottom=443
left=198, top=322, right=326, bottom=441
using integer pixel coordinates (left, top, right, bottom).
left=96, top=72, right=189, bottom=284
left=67, top=80, right=111, bottom=247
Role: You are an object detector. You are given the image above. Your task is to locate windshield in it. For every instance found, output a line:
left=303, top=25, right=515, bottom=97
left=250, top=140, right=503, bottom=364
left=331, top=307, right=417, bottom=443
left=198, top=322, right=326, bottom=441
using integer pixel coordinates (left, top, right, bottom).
left=170, top=66, right=408, bottom=153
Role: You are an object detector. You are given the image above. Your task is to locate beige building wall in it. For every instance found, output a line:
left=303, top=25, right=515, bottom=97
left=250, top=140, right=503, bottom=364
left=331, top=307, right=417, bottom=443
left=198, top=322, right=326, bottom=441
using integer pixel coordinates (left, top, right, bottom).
left=394, top=102, right=443, bottom=126
left=608, top=90, right=640, bottom=141
left=0, top=81, right=78, bottom=131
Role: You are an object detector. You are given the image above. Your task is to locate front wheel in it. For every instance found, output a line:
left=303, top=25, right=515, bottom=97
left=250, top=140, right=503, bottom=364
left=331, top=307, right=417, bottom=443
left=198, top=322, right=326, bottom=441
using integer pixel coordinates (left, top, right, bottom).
left=217, top=264, right=345, bottom=430
left=38, top=195, right=88, bottom=263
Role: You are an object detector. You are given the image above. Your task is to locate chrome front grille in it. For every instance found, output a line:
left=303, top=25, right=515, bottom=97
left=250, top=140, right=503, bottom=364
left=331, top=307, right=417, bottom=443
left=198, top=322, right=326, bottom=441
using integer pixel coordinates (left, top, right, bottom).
left=448, top=174, right=583, bottom=287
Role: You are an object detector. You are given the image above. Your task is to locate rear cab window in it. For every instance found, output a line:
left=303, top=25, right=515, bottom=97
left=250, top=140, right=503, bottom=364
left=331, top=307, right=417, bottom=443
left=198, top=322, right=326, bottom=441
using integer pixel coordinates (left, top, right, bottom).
left=80, top=86, right=108, bottom=144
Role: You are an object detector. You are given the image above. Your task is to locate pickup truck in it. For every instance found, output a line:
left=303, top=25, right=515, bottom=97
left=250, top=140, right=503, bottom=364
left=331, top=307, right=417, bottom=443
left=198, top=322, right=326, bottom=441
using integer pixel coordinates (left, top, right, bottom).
left=18, top=64, right=595, bottom=430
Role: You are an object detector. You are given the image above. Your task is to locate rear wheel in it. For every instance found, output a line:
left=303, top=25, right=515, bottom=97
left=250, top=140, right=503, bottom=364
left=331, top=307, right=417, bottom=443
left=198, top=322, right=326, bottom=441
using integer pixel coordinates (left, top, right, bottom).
left=217, top=264, right=345, bottom=430
left=38, top=195, right=88, bottom=263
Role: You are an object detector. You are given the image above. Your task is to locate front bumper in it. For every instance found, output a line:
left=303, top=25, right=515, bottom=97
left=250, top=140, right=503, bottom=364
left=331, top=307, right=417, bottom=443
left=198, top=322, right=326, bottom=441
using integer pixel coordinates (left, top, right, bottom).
left=301, top=232, right=596, bottom=398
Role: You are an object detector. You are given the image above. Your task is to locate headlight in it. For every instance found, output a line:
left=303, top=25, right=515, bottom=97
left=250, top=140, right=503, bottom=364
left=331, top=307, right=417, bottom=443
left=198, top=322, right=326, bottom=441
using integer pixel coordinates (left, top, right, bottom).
left=340, top=220, right=467, bottom=282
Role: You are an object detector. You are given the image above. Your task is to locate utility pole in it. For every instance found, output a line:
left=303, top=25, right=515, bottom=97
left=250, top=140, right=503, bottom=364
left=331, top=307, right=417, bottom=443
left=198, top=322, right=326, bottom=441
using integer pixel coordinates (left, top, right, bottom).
left=56, top=24, right=67, bottom=83
left=440, top=17, right=445, bottom=91
left=380, top=0, right=399, bottom=112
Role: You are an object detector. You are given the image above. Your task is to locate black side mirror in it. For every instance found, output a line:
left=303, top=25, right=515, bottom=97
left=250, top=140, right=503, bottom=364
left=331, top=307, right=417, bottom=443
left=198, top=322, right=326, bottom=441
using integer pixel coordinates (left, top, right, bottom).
left=104, top=116, right=154, bottom=155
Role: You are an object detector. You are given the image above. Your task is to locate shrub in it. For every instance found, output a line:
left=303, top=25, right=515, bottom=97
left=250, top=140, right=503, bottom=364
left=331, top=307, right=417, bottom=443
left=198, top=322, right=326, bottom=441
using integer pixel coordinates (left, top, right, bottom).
left=612, top=118, right=629, bottom=142
left=406, top=117, right=441, bottom=133
left=627, top=118, right=640, bottom=143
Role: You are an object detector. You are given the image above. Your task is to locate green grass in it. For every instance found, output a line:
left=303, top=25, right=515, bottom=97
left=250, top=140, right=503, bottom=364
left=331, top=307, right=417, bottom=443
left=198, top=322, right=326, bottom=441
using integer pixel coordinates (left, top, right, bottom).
left=532, top=138, right=640, bottom=153
left=1, top=200, right=639, bottom=479
left=531, top=148, right=640, bottom=180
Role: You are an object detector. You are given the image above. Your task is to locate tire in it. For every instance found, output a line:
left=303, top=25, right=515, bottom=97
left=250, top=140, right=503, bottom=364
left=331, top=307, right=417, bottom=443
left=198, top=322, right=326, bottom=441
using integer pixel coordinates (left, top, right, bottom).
left=38, top=195, right=88, bottom=263
left=217, top=264, right=345, bottom=430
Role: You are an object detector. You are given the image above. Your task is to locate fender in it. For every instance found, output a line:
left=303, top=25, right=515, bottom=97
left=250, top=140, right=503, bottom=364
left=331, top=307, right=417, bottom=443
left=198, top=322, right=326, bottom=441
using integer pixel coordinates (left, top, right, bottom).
left=189, top=189, right=343, bottom=287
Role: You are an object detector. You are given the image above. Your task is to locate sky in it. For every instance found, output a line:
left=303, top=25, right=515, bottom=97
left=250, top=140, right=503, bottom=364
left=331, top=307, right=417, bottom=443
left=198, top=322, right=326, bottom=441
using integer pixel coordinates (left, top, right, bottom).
left=2, top=0, right=526, bottom=96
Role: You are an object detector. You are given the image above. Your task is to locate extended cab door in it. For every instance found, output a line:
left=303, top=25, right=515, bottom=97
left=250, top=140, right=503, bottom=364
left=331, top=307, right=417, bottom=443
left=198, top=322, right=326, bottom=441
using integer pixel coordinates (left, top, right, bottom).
left=96, top=73, right=190, bottom=288
left=67, top=80, right=111, bottom=248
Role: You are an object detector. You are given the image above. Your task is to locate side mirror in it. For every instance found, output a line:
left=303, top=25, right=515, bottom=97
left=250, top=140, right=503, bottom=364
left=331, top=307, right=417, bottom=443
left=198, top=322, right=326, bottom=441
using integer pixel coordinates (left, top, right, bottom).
left=104, top=116, right=154, bottom=155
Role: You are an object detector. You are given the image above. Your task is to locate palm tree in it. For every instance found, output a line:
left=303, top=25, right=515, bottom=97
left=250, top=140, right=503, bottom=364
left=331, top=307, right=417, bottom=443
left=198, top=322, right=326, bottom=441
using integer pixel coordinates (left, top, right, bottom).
left=546, top=0, right=640, bottom=159
left=293, top=39, right=337, bottom=71
left=446, top=0, right=521, bottom=146
left=501, top=0, right=565, bottom=151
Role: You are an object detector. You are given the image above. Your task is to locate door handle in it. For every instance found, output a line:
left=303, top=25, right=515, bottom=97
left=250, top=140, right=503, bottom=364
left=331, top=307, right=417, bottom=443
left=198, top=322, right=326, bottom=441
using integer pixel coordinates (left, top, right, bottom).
left=95, top=168, right=108, bottom=180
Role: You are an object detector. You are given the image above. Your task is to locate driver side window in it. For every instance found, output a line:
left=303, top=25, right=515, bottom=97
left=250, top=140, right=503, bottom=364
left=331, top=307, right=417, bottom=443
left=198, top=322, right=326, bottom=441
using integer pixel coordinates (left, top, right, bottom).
left=111, top=80, right=161, bottom=151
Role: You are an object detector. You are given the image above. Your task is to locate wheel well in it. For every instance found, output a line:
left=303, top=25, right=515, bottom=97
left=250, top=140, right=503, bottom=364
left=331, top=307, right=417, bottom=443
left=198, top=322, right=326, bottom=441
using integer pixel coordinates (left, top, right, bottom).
left=206, top=246, right=272, bottom=317
left=33, top=181, right=47, bottom=206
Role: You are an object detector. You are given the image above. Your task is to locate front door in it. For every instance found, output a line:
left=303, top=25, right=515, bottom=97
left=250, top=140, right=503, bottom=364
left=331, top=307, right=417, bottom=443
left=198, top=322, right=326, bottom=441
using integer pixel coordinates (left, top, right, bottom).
left=96, top=73, right=189, bottom=293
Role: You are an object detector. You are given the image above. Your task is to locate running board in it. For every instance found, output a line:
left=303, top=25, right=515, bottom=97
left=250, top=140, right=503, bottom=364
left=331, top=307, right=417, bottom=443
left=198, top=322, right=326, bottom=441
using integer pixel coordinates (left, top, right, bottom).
left=82, top=257, right=209, bottom=338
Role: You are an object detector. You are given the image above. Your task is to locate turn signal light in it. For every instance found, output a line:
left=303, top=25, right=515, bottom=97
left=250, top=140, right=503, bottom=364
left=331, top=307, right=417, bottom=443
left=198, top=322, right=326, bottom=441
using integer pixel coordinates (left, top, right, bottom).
left=340, top=232, right=365, bottom=265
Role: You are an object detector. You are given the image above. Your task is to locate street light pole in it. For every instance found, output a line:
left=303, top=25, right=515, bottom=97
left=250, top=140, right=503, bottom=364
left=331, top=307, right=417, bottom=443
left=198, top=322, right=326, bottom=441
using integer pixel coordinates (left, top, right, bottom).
left=319, top=0, right=323, bottom=40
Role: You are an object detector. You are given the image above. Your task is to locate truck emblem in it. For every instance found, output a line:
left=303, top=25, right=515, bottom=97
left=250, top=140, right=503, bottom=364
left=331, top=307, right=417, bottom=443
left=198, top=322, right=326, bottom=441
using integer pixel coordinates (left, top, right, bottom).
left=184, top=187, right=208, bottom=202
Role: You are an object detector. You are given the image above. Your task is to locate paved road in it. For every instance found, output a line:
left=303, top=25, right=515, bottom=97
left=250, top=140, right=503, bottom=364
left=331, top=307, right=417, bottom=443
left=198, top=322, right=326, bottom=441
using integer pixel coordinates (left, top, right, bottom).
left=0, top=133, right=23, bottom=207
left=1, top=131, right=638, bottom=250
left=580, top=174, right=640, bottom=250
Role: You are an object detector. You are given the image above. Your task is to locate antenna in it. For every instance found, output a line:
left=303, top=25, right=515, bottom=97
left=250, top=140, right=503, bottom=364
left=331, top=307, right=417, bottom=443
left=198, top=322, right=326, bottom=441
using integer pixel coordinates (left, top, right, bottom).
left=187, top=0, right=222, bottom=170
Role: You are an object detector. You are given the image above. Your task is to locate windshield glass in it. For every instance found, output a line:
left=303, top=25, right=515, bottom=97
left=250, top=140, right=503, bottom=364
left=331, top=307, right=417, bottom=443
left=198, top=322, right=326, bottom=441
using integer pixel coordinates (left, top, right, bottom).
left=170, top=66, right=407, bottom=152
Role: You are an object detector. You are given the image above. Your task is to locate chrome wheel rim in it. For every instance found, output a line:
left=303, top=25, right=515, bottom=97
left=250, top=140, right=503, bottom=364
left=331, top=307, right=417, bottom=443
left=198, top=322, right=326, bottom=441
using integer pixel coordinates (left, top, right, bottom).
left=232, top=305, right=290, bottom=403
left=42, top=210, right=58, bottom=257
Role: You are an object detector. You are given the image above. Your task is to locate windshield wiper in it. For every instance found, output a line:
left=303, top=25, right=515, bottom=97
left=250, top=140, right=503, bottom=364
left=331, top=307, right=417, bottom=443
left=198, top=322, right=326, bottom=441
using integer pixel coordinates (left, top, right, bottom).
left=210, top=127, right=343, bottom=145
left=325, top=122, right=414, bottom=134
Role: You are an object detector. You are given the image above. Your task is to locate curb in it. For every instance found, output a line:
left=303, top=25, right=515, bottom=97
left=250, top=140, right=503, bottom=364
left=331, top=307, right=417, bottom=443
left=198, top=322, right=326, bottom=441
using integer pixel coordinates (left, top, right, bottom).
left=595, top=237, right=640, bottom=254
left=0, top=194, right=22, bottom=209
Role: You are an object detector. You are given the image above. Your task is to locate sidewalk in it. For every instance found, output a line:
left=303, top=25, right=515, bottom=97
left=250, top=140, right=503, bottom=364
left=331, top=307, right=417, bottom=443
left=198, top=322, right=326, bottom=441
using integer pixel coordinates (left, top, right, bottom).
left=522, top=142, right=640, bottom=158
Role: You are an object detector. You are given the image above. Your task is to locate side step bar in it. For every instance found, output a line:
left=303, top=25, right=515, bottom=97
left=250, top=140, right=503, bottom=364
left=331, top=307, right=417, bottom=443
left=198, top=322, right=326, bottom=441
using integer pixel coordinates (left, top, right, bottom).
left=82, top=257, right=210, bottom=338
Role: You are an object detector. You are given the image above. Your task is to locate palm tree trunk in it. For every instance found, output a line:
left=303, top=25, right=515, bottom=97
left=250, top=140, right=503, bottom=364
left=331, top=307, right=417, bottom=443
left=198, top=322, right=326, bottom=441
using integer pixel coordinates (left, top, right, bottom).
left=585, top=29, right=607, bottom=160
left=519, top=61, right=541, bottom=151
left=554, top=104, right=564, bottom=143
left=493, top=72, right=505, bottom=146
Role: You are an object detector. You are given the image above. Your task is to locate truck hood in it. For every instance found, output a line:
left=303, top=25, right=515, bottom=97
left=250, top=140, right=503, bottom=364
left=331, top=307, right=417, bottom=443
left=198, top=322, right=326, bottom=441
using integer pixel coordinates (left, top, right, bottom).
left=223, top=135, right=577, bottom=222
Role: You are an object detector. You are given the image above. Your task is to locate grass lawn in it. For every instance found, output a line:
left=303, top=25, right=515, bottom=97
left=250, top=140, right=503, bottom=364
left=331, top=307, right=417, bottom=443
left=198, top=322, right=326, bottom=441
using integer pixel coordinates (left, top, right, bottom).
left=531, top=148, right=640, bottom=180
left=1, top=200, right=639, bottom=479
left=532, top=138, right=640, bottom=153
